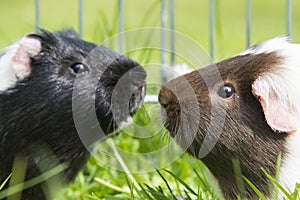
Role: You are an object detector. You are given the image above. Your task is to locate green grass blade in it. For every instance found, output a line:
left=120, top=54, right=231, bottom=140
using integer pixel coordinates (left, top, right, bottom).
left=124, top=175, right=135, bottom=198
left=138, top=184, right=154, bottom=200
left=197, top=188, right=202, bottom=200
left=138, top=0, right=160, bottom=27
left=291, top=183, right=300, bottom=199
left=144, top=184, right=170, bottom=200
left=194, top=169, right=221, bottom=199
left=183, top=189, right=193, bottom=200
left=243, top=176, right=267, bottom=200
left=85, top=194, right=101, bottom=200
left=0, top=164, right=66, bottom=199
left=163, top=169, right=197, bottom=195
left=156, top=169, right=177, bottom=199
left=94, top=177, right=131, bottom=195
left=0, top=174, right=11, bottom=190
left=262, top=169, right=292, bottom=199
left=232, top=158, right=246, bottom=198
left=194, top=169, right=208, bottom=190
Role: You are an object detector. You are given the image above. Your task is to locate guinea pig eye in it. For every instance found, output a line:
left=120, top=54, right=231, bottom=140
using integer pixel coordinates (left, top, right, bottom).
left=218, top=84, right=235, bottom=99
left=70, top=63, right=89, bottom=74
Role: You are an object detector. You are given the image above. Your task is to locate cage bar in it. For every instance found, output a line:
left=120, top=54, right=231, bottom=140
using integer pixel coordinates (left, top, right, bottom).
left=246, top=0, right=252, bottom=47
left=119, top=0, right=125, bottom=54
left=209, top=0, right=215, bottom=63
left=170, top=0, right=176, bottom=66
left=35, top=0, right=41, bottom=31
left=161, top=0, right=168, bottom=83
left=287, top=0, right=292, bottom=39
left=79, top=0, right=84, bottom=38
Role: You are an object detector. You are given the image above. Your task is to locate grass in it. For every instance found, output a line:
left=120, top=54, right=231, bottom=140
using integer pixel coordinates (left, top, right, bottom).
left=1, top=0, right=300, bottom=199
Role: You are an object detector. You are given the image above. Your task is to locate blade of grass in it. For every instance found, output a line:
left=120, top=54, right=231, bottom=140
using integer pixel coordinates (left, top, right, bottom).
left=262, top=169, right=292, bottom=199
left=94, top=177, right=132, bottom=195
left=291, top=183, right=300, bottom=199
left=0, top=174, right=11, bottom=190
left=85, top=194, right=102, bottom=200
left=124, top=174, right=135, bottom=199
left=106, top=139, right=141, bottom=191
left=138, top=0, right=160, bottom=27
left=232, top=158, right=246, bottom=198
left=194, top=169, right=221, bottom=199
left=197, top=188, right=202, bottom=200
left=194, top=169, right=209, bottom=190
left=0, top=164, right=66, bottom=199
left=243, top=176, right=267, bottom=200
left=183, top=189, right=193, bottom=200
left=156, top=169, right=177, bottom=199
left=144, top=184, right=170, bottom=200
left=163, top=169, right=197, bottom=196
left=138, top=184, right=155, bottom=200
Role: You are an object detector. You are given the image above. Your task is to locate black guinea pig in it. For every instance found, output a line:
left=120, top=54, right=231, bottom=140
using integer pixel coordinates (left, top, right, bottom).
left=0, top=29, right=146, bottom=199
left=159, top=37, right=300, bottom=199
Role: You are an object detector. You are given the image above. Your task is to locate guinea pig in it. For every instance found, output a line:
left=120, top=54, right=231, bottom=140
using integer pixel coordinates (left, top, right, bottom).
left=0, top=29, right=146, bottom=199
left=159, top=37, right=300, bottom=199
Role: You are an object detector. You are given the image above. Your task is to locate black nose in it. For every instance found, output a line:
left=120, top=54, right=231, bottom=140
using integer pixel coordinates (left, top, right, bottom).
left=158, top=86, right=179, bottom=109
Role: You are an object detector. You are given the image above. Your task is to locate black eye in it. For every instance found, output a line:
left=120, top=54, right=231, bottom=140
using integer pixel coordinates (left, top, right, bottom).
left=218, top=84, right=235, bottom=99
left=70, top=63, right=89, bottom=74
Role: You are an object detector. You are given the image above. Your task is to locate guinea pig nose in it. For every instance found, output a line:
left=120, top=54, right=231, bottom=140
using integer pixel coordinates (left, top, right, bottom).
left=159, top=86, right=177, bottom=108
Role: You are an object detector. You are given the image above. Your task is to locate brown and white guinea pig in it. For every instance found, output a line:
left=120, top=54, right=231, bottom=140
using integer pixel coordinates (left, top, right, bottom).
left=159, top=37, right=300, bottom=199
left=0, top=29, right=146, bottom=199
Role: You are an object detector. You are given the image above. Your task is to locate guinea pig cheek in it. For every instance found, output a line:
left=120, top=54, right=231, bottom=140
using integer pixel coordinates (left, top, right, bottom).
left=12, top=36, right=42, bottom=79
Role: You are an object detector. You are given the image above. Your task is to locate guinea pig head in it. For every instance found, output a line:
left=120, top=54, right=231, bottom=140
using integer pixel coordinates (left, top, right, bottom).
left=0, top=29, right=146, bottom=159
left=0, top=30, right=146, bottom=198
left=159, top=37, right=300, bottom=198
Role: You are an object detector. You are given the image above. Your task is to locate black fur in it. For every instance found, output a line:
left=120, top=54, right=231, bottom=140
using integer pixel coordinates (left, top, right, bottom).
left=0, top=30, right=146, bottom=199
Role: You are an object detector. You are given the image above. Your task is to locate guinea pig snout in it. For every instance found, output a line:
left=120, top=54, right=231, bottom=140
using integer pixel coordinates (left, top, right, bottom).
left=129, top=85, right=146, bottom=115
left=159, top=86, right=180, bottom=115
left=159, top=86, right=176, bottom=107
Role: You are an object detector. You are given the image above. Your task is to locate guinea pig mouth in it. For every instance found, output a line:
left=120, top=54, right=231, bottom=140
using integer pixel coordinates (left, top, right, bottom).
left=129, top=85, right=146, bottom=116
left=159, top=86, right=181, bottom=137
left=163, top=115, right=180, bottom=137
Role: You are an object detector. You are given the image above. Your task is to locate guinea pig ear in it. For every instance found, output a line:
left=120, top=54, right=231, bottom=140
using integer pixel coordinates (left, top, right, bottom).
left=252, top=75, right=298, bottom=133
left=11, top=34, right=42, bottom=79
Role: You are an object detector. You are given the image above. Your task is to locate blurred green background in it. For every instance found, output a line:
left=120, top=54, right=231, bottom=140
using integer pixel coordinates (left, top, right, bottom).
left=1, top=0, right=300, bottom=199
left=1, top=0, right=300, bottom=60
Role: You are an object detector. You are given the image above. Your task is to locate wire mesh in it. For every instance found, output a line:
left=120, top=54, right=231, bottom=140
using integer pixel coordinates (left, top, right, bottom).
left=33, top=0, right=294, bottom=103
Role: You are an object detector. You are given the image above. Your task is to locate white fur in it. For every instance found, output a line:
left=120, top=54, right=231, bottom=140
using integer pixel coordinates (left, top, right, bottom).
left=119, top=116, right=133, bottom=129
left=242, top=38, right=300, bottom=195
left=165, top=63, right=193, bottom=82
left=280, top=132, right=300, bottom=193
left=0, top=43, right=20, bottom=91
left=250, top=37, right=300, bottom=128
left=240, top=37, right=292, bottom=56
left=173, top=63, right=193, bottom=77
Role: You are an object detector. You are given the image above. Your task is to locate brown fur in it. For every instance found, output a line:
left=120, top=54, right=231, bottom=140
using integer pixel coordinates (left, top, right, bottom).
left=159, top=52, right=287, bottom=199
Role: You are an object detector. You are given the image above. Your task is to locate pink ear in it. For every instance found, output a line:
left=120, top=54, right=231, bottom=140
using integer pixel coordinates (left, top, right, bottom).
left=12, top=35, right=41, bottom=79
left=252, top=77, right=297, bottom=133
